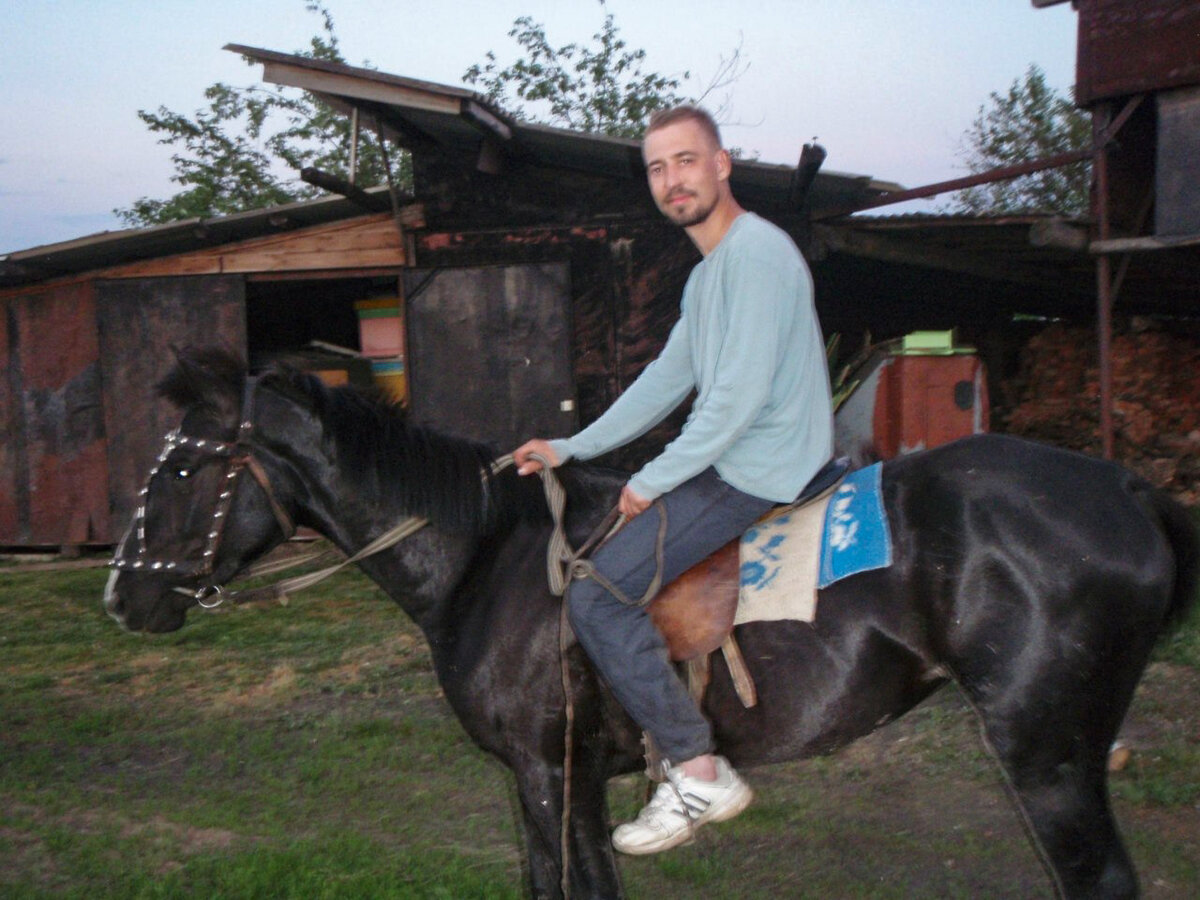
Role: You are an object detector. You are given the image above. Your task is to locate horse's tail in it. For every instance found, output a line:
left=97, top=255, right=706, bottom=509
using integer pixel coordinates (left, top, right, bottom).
left=1143, top=485, right=1200, bottom=631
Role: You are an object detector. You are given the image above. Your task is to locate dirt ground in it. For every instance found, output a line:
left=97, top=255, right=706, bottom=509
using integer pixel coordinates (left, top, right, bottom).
left=744, top=660, right=1200, bottom=900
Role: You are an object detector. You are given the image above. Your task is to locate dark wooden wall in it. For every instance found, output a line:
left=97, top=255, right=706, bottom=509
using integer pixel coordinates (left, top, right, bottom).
left=403, top=263, right=577, bottom=449
left=1076, top=0, right=1200, bottom=104
left=413, top=219, right=699, bottom=472
left=95, top=276, right=247, bottom=535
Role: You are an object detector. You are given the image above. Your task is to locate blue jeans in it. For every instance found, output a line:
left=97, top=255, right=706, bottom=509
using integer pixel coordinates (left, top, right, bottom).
left=566, top=468, right=775, bottom=762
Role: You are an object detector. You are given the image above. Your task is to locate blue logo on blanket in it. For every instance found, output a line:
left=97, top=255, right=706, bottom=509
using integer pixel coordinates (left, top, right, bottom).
left=739, top=518, right=791, bottom=592
left=818, top=463, right=891, bottom=588
left=739, top=463, right=892, bottom=596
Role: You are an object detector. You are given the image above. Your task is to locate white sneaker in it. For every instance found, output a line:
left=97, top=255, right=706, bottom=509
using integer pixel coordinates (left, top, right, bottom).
left=611, top=756, right=753, bottom=855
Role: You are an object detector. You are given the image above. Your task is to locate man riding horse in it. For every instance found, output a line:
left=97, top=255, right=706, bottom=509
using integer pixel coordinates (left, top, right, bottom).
left=514, top=104, right=835, bottom=855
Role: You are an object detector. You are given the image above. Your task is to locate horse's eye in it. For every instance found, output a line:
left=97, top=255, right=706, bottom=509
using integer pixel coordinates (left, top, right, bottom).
left=173, top=467, right=192, bottom=480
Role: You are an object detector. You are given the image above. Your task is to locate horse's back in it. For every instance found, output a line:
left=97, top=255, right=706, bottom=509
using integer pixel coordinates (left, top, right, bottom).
left=885, top=433, right=1184, bottom=706
left=887, top=434, right=1176, bottom=576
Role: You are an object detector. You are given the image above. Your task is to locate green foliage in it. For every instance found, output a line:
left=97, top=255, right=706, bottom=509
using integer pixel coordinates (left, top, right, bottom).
left=119, top=2, right=737, bottom=226
left=463, top=6, right=692, bottom=139
left=947, top=64, right=1092, bottom=217
left=463, top=2, right=743, bottom=140
left=115, top=3, right=408, bottom=227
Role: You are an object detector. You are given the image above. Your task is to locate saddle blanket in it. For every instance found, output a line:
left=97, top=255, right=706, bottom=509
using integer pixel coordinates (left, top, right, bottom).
left=736, top=463, right=892, bottom=624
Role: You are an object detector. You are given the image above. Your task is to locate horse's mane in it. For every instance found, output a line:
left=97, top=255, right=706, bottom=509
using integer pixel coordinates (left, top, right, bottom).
left=268, top=367, right=517, bottom=533
left=161, top=347, right=545, bottom=535
left=158, top=345, right=246, bottom=423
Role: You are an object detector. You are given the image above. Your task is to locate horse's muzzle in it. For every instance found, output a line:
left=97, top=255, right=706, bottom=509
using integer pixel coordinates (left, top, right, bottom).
left=104, top=570, right=192, bottom=633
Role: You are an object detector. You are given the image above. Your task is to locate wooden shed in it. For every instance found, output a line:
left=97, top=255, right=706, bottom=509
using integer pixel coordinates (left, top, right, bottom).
left=3, top=41, right=1195, bottom=549
left=0, top=49, right=902, bottom=548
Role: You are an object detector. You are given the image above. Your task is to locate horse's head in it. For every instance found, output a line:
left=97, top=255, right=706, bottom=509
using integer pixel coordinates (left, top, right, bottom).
left=106, top=344, right=532, bottom=632
left=104, top=347, right=299, bottom=633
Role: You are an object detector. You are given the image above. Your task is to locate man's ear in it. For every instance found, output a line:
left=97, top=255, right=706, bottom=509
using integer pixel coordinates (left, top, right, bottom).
left=715, top=148, right=732, bottom=182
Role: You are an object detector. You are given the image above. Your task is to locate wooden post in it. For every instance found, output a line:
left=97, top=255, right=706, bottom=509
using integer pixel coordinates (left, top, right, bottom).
left=1093, top=104, right=1115, bottom=460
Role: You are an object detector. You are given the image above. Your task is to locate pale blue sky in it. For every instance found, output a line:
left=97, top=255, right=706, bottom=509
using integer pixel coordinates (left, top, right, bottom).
left=0, top=0, right=1080, bottom=254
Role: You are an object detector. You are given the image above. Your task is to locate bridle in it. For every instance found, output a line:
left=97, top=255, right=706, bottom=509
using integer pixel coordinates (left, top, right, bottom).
left=109, top=377, right=296, bottom=605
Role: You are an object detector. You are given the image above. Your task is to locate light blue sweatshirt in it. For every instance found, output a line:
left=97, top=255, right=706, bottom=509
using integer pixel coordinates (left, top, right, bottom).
left=549, top=213, right=833, bottom=503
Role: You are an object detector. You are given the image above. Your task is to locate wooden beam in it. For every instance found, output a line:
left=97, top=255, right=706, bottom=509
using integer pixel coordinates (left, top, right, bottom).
left=813, top=224, right=1052, bottom=287
left=260, top=60, right=463, bottom=115
left=87, top=213, right=420, bottom=279
left=462, top=101, right=513, bottom=142
left=1029, top=218, right=1090, bottom=251
left=301, top=167, right=384, bottom=211
left=1090, top=232, right=1200, bottom=254
left=789, top=143, right=826, bottom=209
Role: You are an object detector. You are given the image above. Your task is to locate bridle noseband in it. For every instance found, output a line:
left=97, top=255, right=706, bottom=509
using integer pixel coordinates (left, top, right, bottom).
left=109, top=377, right=296, bottom=604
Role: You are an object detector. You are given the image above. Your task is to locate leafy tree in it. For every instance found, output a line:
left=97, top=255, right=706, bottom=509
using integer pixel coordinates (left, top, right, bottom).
left=947, top=65, right=1092, bottom=217
left=116, top=3, right=404, bottom=227
left=117, top=2, right=735, bottom=226
left=464, top=2, right=744, bottom=140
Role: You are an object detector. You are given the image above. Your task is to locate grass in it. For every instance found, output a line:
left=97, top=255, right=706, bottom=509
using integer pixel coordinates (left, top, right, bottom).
left=1, top=546, right=1198, bottom=898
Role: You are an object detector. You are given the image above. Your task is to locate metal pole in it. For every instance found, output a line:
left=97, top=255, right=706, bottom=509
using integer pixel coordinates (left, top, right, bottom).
left=349, top=108, right=360, bottom=186
left=815, top=149, right=1093, bottom=219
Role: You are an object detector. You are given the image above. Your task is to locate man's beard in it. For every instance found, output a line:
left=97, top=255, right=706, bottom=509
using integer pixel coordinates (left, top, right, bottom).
left=661, top=190, right=717, bottom=227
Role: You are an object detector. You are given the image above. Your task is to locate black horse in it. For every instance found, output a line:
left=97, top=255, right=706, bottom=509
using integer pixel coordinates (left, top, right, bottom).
left=105, top=348, right=1197, bottom=899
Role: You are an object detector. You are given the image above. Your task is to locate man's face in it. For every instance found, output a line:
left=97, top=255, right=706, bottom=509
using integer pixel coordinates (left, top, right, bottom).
left=642, top=119, right=728, bottom=228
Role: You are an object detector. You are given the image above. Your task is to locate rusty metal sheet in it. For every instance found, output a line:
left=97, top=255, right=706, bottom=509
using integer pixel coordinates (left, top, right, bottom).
left=96, top=276, right=246, bottom=534
left=0, top=299, right=17, bottom=542
left=1, top=281, right=107, bottom=546
left=1156, top=86, right=1200, bottom=235
left=1076, top=0, right=1200, bottom=105
left=404, top=263, right=576, bottom=450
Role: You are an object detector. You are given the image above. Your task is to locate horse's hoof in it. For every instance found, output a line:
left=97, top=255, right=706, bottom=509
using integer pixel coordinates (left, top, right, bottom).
left=1107, top=741, right=1132, bottom=772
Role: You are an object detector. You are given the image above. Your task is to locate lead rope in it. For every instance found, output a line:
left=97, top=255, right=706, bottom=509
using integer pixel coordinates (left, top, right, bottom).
left=497, top=455, right=670, bottom=900
left=490, top=454, right=585, bottom=898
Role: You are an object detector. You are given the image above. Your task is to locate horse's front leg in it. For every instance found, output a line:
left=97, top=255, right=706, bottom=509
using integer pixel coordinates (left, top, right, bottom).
left=513, top=756, right=624, bottom=899
left=566, top=753, right=625, bottom=898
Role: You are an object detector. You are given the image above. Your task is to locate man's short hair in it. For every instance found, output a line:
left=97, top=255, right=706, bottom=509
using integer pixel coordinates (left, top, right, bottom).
left=645, top=106, right=722, bottom=149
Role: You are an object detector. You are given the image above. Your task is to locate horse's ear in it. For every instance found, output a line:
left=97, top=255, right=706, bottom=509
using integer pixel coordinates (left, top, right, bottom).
left=158, top=345, right=245, bottom=418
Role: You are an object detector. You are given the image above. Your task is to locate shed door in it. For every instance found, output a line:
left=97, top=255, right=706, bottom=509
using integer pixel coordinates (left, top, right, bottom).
left=404, top=264, right=576, bottom=449
left=95, top=276, right=246, bottom=531
left=1, top=282, right=108, bottom=545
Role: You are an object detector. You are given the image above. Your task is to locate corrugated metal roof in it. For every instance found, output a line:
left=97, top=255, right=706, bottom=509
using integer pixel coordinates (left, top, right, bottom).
left=0, top=188, right=394, bottom=290
left=815, top=213, right=1200, bottom=315
left=227, top=44, right=899, bottom=207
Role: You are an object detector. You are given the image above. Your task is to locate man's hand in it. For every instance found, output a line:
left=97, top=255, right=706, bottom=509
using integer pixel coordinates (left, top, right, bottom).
left=619, top=484, right=652, bottom=519
left=513, top=439, right=561, bottom=476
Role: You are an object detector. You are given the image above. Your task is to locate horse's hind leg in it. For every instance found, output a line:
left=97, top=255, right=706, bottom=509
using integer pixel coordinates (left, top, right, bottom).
left=962, top=674, right=1140, bottom=899
left=986, top=731, right=1135, bottom=899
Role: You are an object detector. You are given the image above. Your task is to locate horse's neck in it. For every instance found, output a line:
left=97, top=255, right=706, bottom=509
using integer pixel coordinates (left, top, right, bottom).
left=359, top=528, right=481, bottom=634
left=290, top=461, right=485, bottom=633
